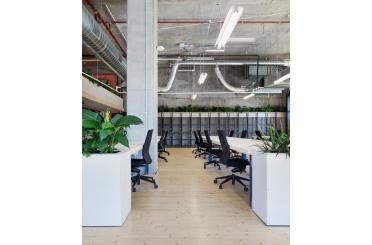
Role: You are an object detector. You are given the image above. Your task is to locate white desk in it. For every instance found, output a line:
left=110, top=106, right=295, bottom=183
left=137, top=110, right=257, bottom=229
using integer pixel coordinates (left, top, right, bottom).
left=206, top=136, right=263, bottom=155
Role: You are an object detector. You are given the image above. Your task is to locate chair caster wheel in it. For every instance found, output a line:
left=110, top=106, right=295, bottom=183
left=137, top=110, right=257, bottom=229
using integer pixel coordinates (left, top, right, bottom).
left=213, top=179, right=217, bottom=183
left=232, top=182, right=235, bottom=185
left=154, top=184, right=158, bottom=189
left=204, top=165, right=206, bottom=169
left=244, top=187, right=248, bottom=192
left=219, top=185, right=223, bottom=189
left=132, top=188, right=136, bottom=192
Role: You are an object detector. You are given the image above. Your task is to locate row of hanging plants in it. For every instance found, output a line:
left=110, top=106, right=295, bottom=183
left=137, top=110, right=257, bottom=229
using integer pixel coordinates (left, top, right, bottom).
left=158, top=105, right=286, bottom=113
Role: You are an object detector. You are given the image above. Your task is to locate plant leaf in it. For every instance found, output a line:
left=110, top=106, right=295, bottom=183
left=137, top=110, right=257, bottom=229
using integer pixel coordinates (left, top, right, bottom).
left=116, top=133, right=129, bottom=147
left=115, top=115, right=143, bottom=126
left=99, top=127, right=115, bottom=140
left=82, top=109, right=102, bottom=122
left=111, top=114, right=124, bottom=125
left=82, top=119, right=99, bottom=129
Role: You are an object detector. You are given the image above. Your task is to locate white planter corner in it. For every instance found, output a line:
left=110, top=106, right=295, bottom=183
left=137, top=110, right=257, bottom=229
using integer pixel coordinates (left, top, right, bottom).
left=82, top=151, right=131, bottom=226
left=252, top=152, right=290, bottom=226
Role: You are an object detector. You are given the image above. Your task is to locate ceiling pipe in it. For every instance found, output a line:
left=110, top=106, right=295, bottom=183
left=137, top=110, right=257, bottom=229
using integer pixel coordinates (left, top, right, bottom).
left=111, top=19, right=289, bottom=24
left=82, top=4, right=127, bottom=81
left=158, top=60, right=288, bottom=92
left=214, top=66, right=248, bottom=92
left=84, top=0, right=127, bottom=57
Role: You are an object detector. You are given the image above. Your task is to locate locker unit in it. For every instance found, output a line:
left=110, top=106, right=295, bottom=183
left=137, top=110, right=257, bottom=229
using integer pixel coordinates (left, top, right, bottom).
left=158, top=111, right=286, bottom=147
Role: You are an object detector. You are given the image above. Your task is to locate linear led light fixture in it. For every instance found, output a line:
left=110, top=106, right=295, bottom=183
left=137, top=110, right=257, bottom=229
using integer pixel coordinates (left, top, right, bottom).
left=243, top=93, right=255, bottom=100
left=228, top=37, right=256, bottom=43
left=215, top=6, right=244, bottom=49
left=186, top=57, right=214, bottom=61
left=273, top=73, right=290, bottom=85
left=205, top=49, right=225, bottom=53
left=191, top=94, right=197, bottom=100
left=197, top=73, right=208, bottom=85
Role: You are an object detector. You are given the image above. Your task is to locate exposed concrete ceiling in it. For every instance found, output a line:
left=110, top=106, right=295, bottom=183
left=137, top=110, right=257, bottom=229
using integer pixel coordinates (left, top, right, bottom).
left=86, top=0, right=289, bottom=58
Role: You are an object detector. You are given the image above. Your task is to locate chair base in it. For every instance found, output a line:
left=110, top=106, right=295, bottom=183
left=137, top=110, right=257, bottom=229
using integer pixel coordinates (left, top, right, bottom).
left=195, top=151, right=208, bottom=159
left=132, top=174, right=158, bottom=192
left=159, top=149, right=170, bottom=156
left=204, top=160, right=221, bottom=170
left=158, top=154, right=168, bottom=162
left=214, top=173, right=249, bottom=191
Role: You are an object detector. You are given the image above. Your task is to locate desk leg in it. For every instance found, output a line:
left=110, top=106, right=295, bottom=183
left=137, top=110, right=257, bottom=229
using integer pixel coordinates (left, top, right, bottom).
left=249, top=155, right=252, bottom=207
left=242, top=153, right=252, bottom=206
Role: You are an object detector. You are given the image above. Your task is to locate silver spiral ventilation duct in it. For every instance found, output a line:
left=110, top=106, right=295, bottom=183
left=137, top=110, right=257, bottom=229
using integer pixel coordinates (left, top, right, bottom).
left=158, top=60, right=288, bottom=92
left=82, top=5, right=127, bottom=81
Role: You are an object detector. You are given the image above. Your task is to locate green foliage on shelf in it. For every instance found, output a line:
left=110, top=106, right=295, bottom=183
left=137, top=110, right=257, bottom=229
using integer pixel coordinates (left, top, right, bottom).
left=158, top=105, right=286, bottom=113
left=258, top=127, right=290, bottom=156
left=82, top=109, right=143, bottom=157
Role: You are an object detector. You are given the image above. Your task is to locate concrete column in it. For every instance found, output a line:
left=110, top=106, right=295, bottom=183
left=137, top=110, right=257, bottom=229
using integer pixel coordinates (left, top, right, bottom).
left=127, top=0, right=158, bottom=173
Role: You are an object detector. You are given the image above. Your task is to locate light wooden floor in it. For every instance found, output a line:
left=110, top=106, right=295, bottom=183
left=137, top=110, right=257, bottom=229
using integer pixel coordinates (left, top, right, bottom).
left=83, top=148, right=289, bottom=245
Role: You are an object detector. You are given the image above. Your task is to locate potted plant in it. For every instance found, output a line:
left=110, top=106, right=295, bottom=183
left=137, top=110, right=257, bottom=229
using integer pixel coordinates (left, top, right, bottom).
left=82, top=109, right=142, bottom=227
left=252, top=127, right=290, bottom=226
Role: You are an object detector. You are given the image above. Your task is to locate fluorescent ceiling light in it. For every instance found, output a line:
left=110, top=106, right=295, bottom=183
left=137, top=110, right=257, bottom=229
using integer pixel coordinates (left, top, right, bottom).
left=205, top=49, right=225, bottom=53
left=186, top=57, right=214, bottom=61
left=191, top=94, right=197, bottom=100
left=215, top=6, right=244, bottom=49
left=228, top=37, right=256, bottom=43
left=197, top=73, right=208, bottom=85
left=243, top=93, right=255, bottom=100
left=273, top=73, right=290, bottom=85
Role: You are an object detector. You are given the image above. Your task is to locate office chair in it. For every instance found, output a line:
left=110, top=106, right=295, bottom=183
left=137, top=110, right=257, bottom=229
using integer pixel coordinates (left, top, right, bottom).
left=192, top=131, right=201, bottom=154
left=158, top=131, right=168, bottom=162
left=255, top=130, right=263, bottom=140
left=214, top=130, right=250, bottom=191
left=240, top=130, right=248, bottom=138
left=131, top=129, right=158, bottom=192
left=195, top=130, right=208, bottom=158
left=158, top=130, right=170, bottom=156
left=203, top=130, right=222, bottom=169
left=229, top=130, right=235, bottom=137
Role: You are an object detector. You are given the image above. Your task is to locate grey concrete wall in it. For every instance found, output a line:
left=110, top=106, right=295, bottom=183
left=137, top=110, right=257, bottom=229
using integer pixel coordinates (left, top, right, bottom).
left=158, top=65, right=283, bottom=108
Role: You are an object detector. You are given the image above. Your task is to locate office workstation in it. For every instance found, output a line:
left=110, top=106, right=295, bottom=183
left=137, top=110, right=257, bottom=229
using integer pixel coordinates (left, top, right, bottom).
left=81, top=0, right=290, bottom=244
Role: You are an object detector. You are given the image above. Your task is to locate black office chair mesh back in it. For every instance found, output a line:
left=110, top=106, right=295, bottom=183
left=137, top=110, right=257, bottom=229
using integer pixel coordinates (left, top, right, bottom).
left=164, top=131, right=168, bottom=146
left=240, top=130, right=248, bottom=138
left=229, top=130, right=234, bottom=137
left=255, top=130, right=263, bottom=139
left=197, top=130, right=204, bottom=143
left=204, top=130, right=213, bottom=151
left=142, top=129, right=153, bottom=164
left=193, top=131, right=200, bottom=145
left=159, top=130, right=165, bottom=147
left=217, top=130, right=230, bottom=165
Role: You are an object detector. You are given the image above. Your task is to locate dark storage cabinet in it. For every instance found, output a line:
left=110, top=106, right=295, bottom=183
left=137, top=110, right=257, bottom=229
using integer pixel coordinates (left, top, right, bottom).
left=158, top=112, right=286, bottom=147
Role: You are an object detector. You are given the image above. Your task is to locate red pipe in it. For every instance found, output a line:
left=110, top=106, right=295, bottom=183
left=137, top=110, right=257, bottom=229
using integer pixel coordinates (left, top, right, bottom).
left=84, top=0, right=127, bottom=57
left=111, top=19, right=289, bottom=24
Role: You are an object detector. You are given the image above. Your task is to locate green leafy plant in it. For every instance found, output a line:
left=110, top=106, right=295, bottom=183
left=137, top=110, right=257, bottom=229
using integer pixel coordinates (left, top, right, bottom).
left=258, top=127, right=290, bottom=157
left=82, top=109, right=143, bottom=157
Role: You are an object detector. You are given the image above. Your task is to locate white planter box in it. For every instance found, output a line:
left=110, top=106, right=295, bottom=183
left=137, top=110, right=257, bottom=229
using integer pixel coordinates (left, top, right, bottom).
left=252, top=153, right=290, bottom=226
left=82, top=151, right=131, bottom=226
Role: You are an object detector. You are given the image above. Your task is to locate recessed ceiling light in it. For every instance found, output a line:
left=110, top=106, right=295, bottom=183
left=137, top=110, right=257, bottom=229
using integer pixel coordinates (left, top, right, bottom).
left=205, top=49, right=225, bottom=53
left=191, top=94, right=197, bottom=100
